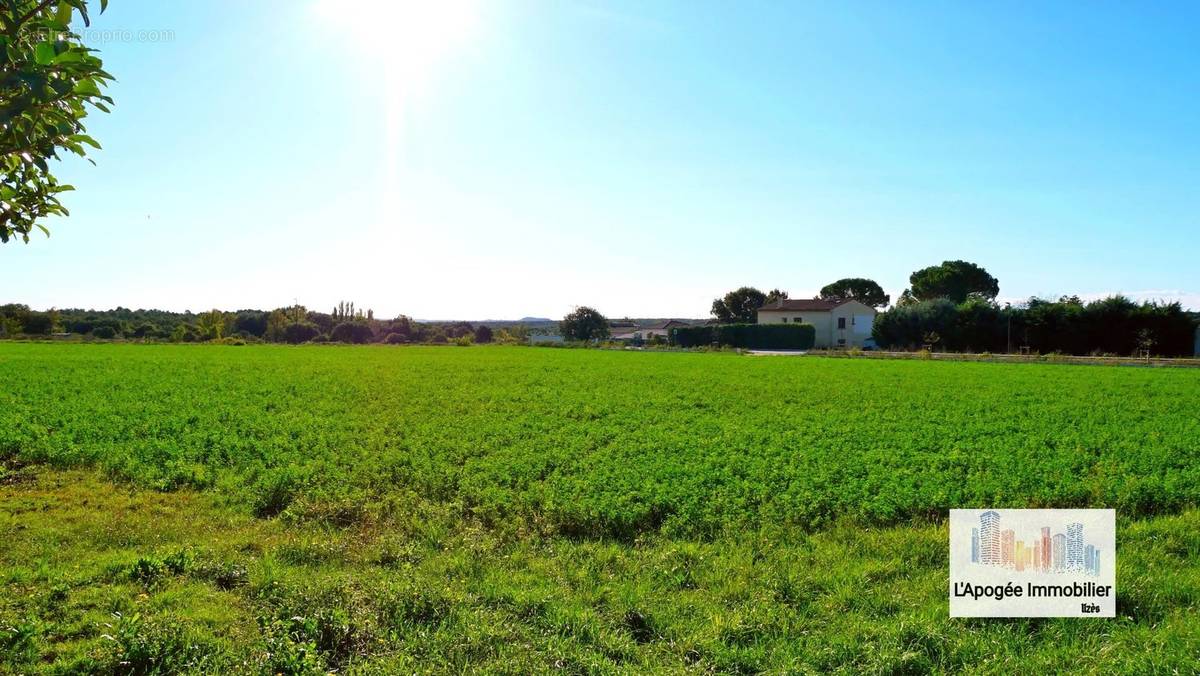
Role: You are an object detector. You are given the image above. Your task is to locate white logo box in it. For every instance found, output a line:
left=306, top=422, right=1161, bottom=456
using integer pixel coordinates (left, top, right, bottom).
left=949, top=509, right=1115, bottom=617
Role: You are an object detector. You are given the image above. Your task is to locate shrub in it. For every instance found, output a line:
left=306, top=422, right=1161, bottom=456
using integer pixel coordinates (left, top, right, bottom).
left=233, top=311, right=268, bottom=337
left=872, top=299, right=958, bottom=351
left=671, top=323, right=815, bottom=350
left=20, top=312, right=54, bottom=335
left=253, top=467, right=309, bottom=517
left=92, top=325, right=117, bottom=339
left=330, top=322, right=373, bottom=344
left=384, top=332, right=407, bottom=345
left=129, top=556, right=167, bottom=586
left=131, top=323, right=157, bottom=339
left=283, top=322, right=321, bottom=344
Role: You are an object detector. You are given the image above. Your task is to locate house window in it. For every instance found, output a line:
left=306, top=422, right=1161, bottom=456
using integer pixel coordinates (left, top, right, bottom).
left=781, top=317, right=788, bottom=323
left=794, top=317, right=802, bottom=323
left=838, top=338, right=846, bottom=345
left=837, top=317, right=846, bottom=329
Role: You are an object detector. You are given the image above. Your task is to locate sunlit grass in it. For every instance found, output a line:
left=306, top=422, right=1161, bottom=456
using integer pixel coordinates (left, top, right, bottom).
left=1, top=344, right=1198, bottom=671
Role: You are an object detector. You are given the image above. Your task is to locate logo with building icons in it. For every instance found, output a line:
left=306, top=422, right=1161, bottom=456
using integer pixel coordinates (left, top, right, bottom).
left=949, top=509, right=1115, bottom=617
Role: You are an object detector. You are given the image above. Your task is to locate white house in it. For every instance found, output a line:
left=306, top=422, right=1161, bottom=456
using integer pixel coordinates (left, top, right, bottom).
left=756, top=298, right=877, bottom=348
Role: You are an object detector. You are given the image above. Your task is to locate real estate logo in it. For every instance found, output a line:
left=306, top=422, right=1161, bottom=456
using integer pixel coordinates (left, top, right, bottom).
left=949, top=509, right=1115, bottom=617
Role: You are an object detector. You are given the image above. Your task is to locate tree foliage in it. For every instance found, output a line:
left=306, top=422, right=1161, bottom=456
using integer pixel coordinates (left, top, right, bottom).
left=764, top=288, right=788, bottom=305
left=196, top=309, right=231, bottom=340
left=907, top=260, right=999, bottom=304
left=819, top=278, right=890, bottom=308
left=330, top=321, right=373, bottom=344
left=711, top=287, right=767, bottom=323
left=233, top=311, right=267, bottom=337
left=872, top=295, right=1196, bottom=356
left=1, top=0, right=113, bottom=243
left=560, top=306, right=609, bottom=341
left=282, top=322, right=320, bottom=344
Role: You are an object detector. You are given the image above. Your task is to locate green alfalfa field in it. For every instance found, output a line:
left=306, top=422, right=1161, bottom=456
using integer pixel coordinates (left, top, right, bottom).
left=1, top=343, right=1198, bottom=674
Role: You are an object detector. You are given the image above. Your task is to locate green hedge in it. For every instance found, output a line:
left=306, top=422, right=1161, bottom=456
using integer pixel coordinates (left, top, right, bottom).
left=670, top=323, right=815, bottom=350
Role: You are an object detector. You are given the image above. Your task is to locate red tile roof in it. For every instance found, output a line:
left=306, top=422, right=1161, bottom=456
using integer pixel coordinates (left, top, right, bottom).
left=757, top=298, right=849, bottom=312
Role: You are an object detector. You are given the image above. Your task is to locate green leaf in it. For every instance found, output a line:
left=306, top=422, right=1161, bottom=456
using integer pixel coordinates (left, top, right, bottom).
left=52, top=49, right=82, bottom=63
left=34, top=43, right=56, bottom=66
left=69, top=134, right=100, bottom=149
left=55, top=2, right=74, bottom=26
left=74, top=79, right=101, bottom=96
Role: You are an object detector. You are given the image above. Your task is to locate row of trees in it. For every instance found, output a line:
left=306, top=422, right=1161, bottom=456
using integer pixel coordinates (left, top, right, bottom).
left=872, top=261, right=1196, bottom=356
left=0, top=303, right=524, bottom=345
left=873, top=296, right=1197, bottom=356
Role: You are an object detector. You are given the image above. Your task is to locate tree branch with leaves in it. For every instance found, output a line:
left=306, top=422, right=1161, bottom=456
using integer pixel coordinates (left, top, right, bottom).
left=1, top=0, right=112, bottom=243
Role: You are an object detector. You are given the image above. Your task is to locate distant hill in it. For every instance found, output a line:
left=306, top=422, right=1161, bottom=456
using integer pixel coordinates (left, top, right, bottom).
left=612, top=318, right=709, bottom=328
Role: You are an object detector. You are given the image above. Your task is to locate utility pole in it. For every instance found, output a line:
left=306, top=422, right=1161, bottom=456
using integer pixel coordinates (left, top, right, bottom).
left=1005, top=302, right=1012, bottom=354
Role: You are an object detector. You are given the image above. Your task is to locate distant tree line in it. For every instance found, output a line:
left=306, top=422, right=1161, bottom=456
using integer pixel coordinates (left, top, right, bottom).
left=872, top=260, right=1196, bottom=356
left=0, top=302, right=519, bottom=345
left=874, top=295, right=1196, bottom=356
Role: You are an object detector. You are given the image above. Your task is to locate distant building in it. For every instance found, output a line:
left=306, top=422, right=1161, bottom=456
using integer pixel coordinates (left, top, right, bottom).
left=979, top=511, right=1000, bottom=565
left=1052, top=533, right=1066, bottom=571
left=610, top=320, right=692, bottom=342
left=1067, top=523, right=1084, bottom=570
left=1041, top=526, right=1051, bottom=571
left=1001, top=529, right=1015, bottom=566
left=755, top=298, right=877, bottom=348
left=971, top=528, right=979, bottom=563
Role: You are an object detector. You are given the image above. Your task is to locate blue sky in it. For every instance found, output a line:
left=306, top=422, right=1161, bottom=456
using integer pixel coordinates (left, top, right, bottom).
left=5, top=0, right=1198, bottom=318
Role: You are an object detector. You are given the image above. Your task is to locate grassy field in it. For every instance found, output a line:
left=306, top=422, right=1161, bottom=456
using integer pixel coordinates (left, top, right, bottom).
left=1, top=344, right=1198, bottom=673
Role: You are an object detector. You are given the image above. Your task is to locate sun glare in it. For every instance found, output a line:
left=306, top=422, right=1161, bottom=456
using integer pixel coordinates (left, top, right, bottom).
left=311, top=0, right=482, bottom=236
left=312, top=0, right=480, bottom=89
